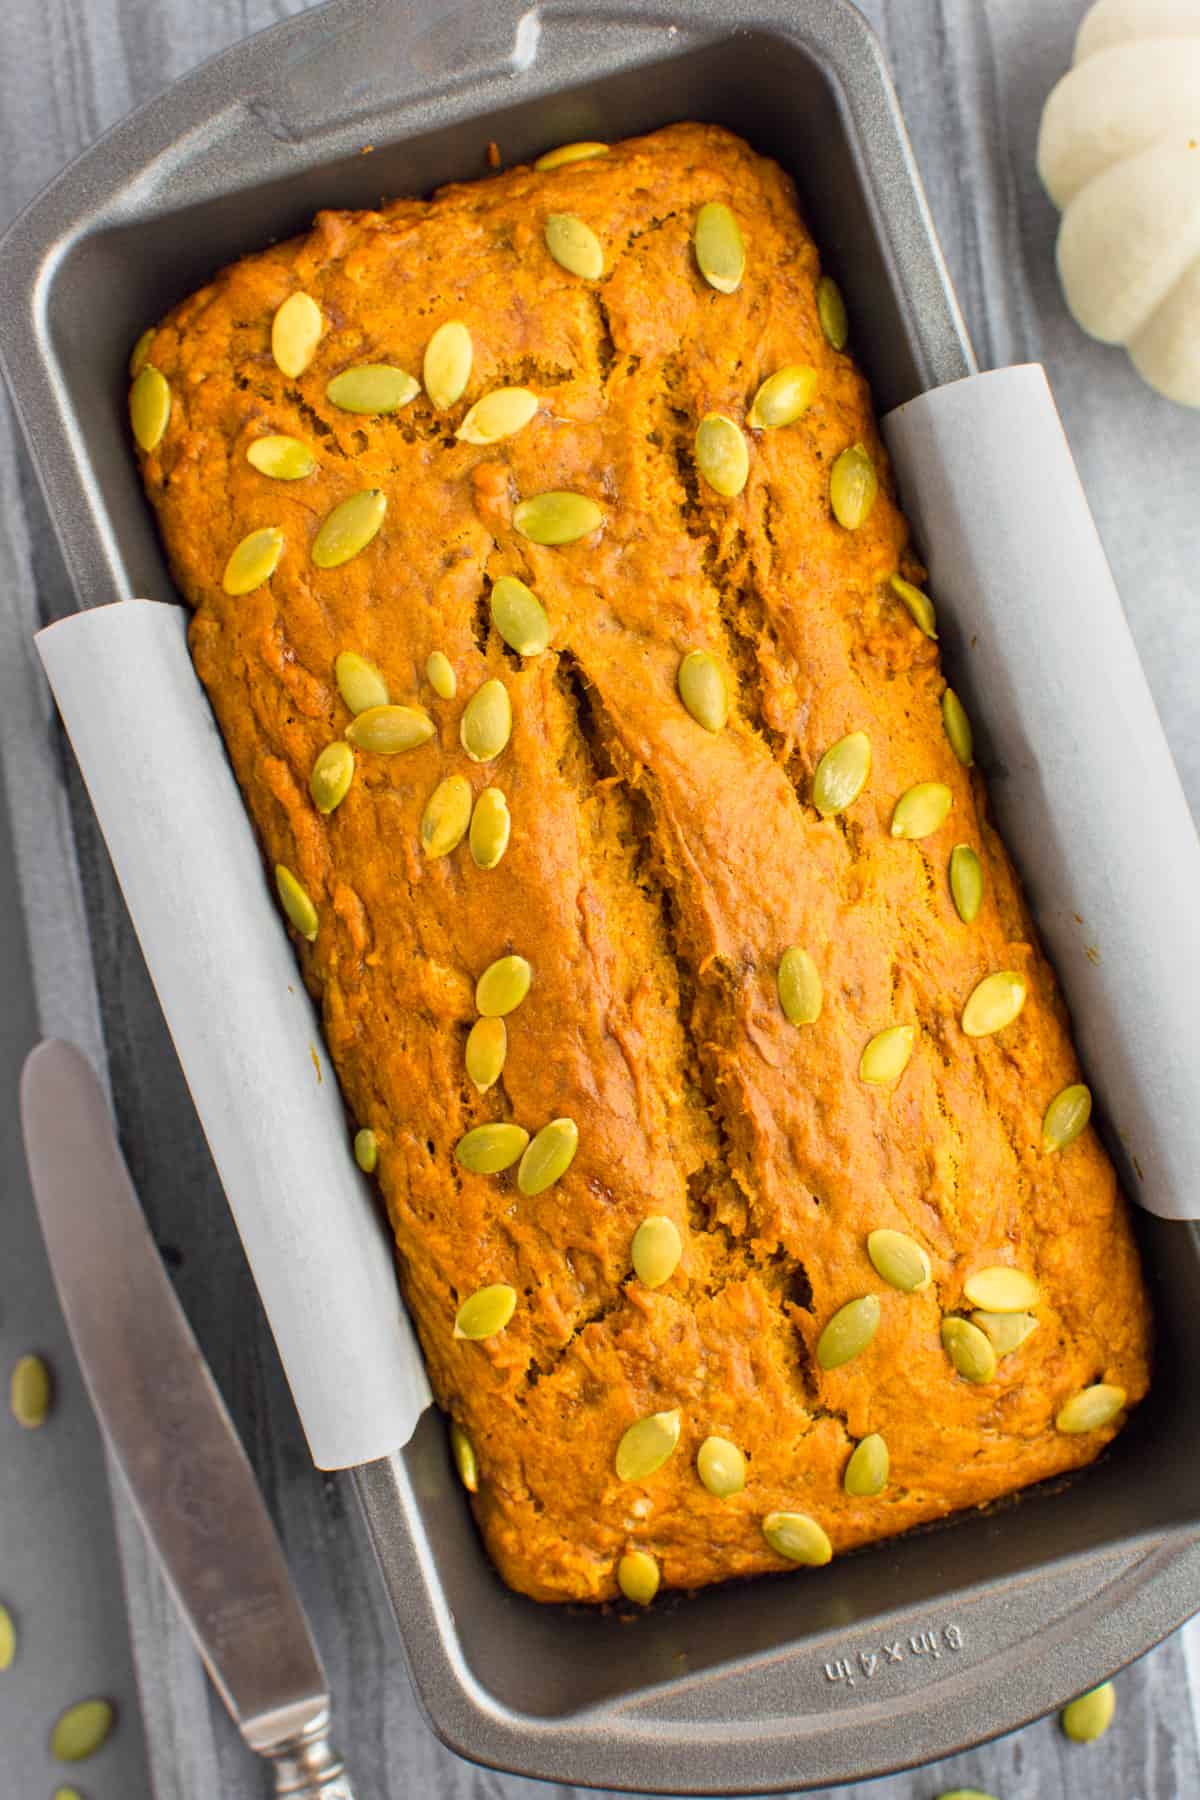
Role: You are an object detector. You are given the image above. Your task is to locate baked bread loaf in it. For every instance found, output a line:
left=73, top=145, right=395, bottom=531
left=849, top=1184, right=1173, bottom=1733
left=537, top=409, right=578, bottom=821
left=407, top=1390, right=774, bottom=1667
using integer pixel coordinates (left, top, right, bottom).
left=131, top=122, right=1150, bottom=1604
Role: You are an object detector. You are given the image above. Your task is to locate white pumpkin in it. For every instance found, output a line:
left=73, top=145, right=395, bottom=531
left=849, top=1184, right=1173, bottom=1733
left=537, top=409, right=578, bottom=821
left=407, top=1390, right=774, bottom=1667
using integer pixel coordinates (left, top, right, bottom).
left=1037, top=0, right=1200, bottom=406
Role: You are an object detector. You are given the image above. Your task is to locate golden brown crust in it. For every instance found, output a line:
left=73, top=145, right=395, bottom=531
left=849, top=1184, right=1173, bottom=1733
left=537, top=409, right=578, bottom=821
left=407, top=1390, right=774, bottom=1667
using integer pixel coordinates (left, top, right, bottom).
left=135, top=122, right=1150, bottom=1604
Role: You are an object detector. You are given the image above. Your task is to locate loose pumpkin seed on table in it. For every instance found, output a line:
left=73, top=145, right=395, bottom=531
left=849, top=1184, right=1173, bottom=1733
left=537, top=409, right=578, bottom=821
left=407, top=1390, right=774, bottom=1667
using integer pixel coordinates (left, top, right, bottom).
left=616, top=1409, right=681, bottom=1481
left=222, top=525, right=283, bottom=596
left=460, top=678, right=513, bottom=762
left=275, top=865, right=318, bottom=942
left=469, top=787, right=511, bottom=869
left=490, top=576, right=550, bottom=655
left=0, top=1601, right=15, bottom=1669
left=425, top=650, right=457, bottom=699
left=129, top=364, right=170, bottom=452
left=10, top=1352, right=52, bottom=1427
left=271, top=292, right=322, bottom=377
left=1043, top=1082, right=1092, bottom=1152
left=694, top=413, right=749, bottom=497
left=456, top=387, right=539, bottom=445
left=354, top=1128, right=378, bottom=1174
left=829, top=443, right=878, bottom=529
left=423, top=320, right=473, bottom=409
left=335, top=649, right=389, bottom=714
left=535, top=140, right=609, bottom=171
left=812, top=731, right=871, bottom=815
left=817, top=274, right=849, bottom=349
left=748, top=365, right=817, bottom=430
left=454, top=1284, right=517, bottom=1340
left=777, top=946, right=822, bottom=1025
left=616, top=1549, right=660, bottom=1605
left=817, top=1295, right=881, bottom=1369
left=309, top=741, right=354, bottom=814
left=631, top=1216, right=682, bottom=1289
left=312, top=488, right=387, bottom=568
left=867, top=1228, right=930, bottom=1292
left=949, top=843, right=984, bottom=922
left=697, top=1435, right=745, bottom=1498
left=345, top=704, right=435, bottom=754
left=475, top=954, right=532, bottom=1017
left=465, top=1017, right=507, bottom=1092
left=50, top=1698, right=115, bottom=1763
left=677, top=649, right=728, bottom=733
left=1061, top=1680, right=1116, bottom=1743
left=518, top=1118, right=579, bottom=1195
left=859, top=1025, right=915, bottom=1086
left=246, top=434, right=316, bottom=480
left=762, top=1511, right=832, bottom=1566
left=421, top=774, right=472, bottom=858
left=544, top=213, right=604, bottom=279
left=693, top=201, right=745, bottom=293
left=889, top=572, right=937, bottom=637
left=513, top=490, right=602, bottom=545
left=449, top=1419, right=480, bottom=1491
left=843, top=1432, right=889, bottom=1497
left=455, top=1122, right=529, bottom=1174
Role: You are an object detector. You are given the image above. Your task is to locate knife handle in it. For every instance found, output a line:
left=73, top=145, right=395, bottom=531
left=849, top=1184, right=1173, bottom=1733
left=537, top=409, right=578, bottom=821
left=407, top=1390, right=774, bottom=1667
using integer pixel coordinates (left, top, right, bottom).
left=265, top=1710, right=355, bottom=1799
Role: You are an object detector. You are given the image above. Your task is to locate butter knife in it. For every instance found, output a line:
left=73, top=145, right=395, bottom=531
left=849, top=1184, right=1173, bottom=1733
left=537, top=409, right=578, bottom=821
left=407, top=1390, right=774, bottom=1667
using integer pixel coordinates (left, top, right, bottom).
left=20, top=1039, right=355, bottom=1799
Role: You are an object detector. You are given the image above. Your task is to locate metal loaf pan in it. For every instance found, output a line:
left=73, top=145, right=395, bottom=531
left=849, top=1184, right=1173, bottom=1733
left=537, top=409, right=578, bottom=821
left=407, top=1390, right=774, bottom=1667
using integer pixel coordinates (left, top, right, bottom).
left=2, top=0, right=1199, bottom=1791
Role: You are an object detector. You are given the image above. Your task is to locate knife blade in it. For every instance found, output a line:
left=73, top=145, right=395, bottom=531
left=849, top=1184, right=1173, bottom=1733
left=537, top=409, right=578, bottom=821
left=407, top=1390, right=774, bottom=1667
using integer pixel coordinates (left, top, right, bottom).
left=20, top=1039, right=355, bottom=1799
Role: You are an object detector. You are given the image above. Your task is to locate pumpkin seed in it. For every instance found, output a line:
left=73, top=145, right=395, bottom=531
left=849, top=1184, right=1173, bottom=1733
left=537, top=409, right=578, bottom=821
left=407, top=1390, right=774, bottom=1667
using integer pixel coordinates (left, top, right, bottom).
left=1043, top=1083, right=1092, bottom=1153
left=812, top=731, right=871, bottom=815
left=762, top=1511, right=833, bottom=1566
left=963, top=1266, right=1040, bottom=1313
left=476, top=954, right=532, bottom=1017
left=1061, top=1681, right=1116, bottom=1743
left=272, top=292, right=322, bottom=377
left=465, top=1017, right=507, bottom=1092
left=859, top=1025, right=916, bottom=1086
left=469, top=787, right=511, bottom=869
left=312, top=489, right=387, bottom=568
left=461, top=678, right=513, bottom=762
left=941, top=1316, right=997, bottom=1384
left=544, top=213, right=604, bottom=279
left=518, top=1117, right=579, bottom=1195
left=748, top=365, right=818, bottom=430
left=51, top=1698, right=114, bottom=1763
left=777, top=946, right=822, bottom=1026
left=449, top=1419, right=479, bottom=1492
left=934, top=1792, right=999, bottom=1800
left=817, top=275, right=849, bottom=350
left=942, top=687, right=974, bottom=765
left=513, top=491, right=603, bottom=545
left=889, top=573, right=938, bottom=638
left=129, top=365, right=171, bottom=452
left=421, top=774, right=472, bottom=858
left=335, top=649, right=390, bottom=714
left=961, top=970, right=1026, bottom=1038
left=616, top=1409, right=681, bottom=1481
left=53, top=1789, right=85, bottom=1800
left=345, top=704, right=435, bottom=754
left=817, top=1295, right=881, bottom=1370
left=425, top=650, right=457, bottom=699
left=616, top=1548, right=660, bottom=1605
left=0, top=1602, right=13, bottom=1669
left=325, top=363, right=419, bottom=414
left=1056, top=1383, right=1126, bottom=1434
left=309, top=741, right=355, bottom=814
left=457, top=387, right=539, bottom=445
left=843, top=1432, right=889, bottom=1497
left=971, top=1310, right=1038, bottom=1356
left=423, top=321, right=473, bottom=410
left=221, top=525, right=284, bottom=596
left=491, top=576, right=550, bottom=655
left=454, top=1283, right=518, bottom=1339
left=677, top=649, right=729, bottom=733
left=354, top=1128, right=378, bottom=1174
left=867, top=1228, right=931, bottom=1293
left=275, top=865, right=318, bottom=942
left=455, top=1123, right=529, bottom=1175
left=535, top=141, right=609, bottom=171
left=697, top=1435, right=745, bottom=1497
left=246, top=435, right=316, bottom=480
left=128, top=326, right=155, bottom=378
left=11, top=1353, right=52, bottom=1427
left=891, top=781, right=952, bottom=840
left=949, top=844, right=983, bottom=923
left=694, top=413, right=749, bottom=497
left=830, top=443, right=878, bottom=530
left=694, top=202, right=745, bottom=294
left=632, top=1215, right=682, bottom=1289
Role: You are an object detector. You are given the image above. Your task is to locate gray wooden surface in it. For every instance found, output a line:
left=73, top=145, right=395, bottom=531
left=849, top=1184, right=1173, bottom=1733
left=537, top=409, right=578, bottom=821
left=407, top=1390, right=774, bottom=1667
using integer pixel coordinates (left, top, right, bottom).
left=1, top=1, right=1198, bottom=1796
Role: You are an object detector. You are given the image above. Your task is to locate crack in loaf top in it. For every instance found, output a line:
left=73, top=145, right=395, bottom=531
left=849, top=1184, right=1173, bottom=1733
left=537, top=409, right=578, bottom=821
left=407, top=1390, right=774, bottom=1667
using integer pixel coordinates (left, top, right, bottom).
left=131, top=122, right=1151, bottom=1604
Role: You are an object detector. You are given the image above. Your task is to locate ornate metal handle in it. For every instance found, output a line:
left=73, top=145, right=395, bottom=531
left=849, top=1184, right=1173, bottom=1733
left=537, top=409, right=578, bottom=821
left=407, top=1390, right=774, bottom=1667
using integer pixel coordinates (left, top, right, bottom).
left=265, top=1711, right=355, bottom=1799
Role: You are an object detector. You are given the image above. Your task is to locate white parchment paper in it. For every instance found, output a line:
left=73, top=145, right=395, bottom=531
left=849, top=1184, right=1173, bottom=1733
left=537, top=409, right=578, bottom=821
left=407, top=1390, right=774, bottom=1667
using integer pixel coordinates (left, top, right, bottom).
left=36, top=599, right=432, bottom=1469
left=883, top=365, right=1200, bottom=1222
